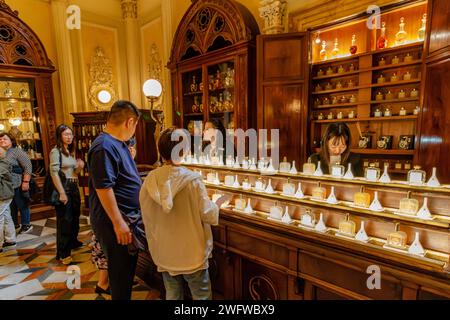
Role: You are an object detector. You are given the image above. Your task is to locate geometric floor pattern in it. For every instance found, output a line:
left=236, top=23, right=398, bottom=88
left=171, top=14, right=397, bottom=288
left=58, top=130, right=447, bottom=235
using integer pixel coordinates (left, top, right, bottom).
left=0, top=217, right=161, bottom=300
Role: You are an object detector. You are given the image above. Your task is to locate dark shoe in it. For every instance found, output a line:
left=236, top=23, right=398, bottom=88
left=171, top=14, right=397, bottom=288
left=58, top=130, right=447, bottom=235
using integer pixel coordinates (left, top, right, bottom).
left=133, top=280, right=139, bottom=286
left=95, top=285, right=111, bottom=295
left=71, top=240, right=84, bottom=249
left=15, top=224, right=21, bottom=233
left=3, top=242, right=16, bottom=248
left=0, top=248, right=3, bottom=253
left=19, top=225, right=33, bottom=234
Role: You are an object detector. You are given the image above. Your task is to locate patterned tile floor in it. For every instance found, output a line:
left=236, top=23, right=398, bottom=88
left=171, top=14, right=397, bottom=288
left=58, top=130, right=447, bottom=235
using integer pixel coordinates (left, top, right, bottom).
left=0, top=216, right=160, bottom=300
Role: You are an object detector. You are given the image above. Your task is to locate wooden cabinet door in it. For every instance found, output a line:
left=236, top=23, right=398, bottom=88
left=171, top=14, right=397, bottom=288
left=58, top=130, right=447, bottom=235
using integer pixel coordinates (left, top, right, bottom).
left=417, top=0, right=450, bottom=183
left=257, top=33, right=309, bottom=166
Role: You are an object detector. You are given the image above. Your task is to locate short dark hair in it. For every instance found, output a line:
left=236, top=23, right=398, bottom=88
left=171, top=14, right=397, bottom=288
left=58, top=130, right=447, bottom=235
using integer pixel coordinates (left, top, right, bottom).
left=158, top=127, right=185, bottom=162
left=107, top=100, right=141, bottom=125
left=0, top=132, right=17, bottom=147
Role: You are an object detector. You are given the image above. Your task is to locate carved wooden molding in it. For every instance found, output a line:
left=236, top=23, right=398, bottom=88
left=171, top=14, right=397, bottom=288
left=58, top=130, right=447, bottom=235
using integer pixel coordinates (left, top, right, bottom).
left=121, top=0, right=137, bottom=19
left=249, top=274, right=279, bottom=300
left=169, top=0, right=259, bottom=64
left=147, top=43, right=164, bottom=110
left=0, top=1, right=53, bottom=68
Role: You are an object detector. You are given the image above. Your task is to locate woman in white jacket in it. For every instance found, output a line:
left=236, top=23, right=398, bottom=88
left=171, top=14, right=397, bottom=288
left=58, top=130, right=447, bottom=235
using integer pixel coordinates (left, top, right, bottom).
left=140, top=127, right=227, bottom=300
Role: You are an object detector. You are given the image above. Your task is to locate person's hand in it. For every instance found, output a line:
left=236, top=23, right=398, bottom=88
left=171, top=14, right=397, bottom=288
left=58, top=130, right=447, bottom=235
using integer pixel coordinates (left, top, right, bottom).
left=76, top=159, right=85, bottom=169
left=113, top=218, right=133, bottom=245
left=59, top=192, right=68, bottom=205
left=21, top=181, right=30, bottom=192
left=214, top=194, right=232, bottom=208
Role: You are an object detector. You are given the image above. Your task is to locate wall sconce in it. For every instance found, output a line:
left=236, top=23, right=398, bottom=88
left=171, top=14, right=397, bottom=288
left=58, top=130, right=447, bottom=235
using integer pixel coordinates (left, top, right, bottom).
left=0, top=123, right=5, bottom=131
left=315, top=31, right=321, bottom=44
left=143, top=79, right=163, bottom=165
left=97, top=90, right=112, bottom=104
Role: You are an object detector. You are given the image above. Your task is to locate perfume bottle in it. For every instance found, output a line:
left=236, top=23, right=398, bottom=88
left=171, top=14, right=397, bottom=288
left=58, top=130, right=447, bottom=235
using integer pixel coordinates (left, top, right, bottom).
left=242, top=177, right=251, bottom=190
left=385, top=90, right=394, bottom=100
left=234, top=194, right=246, bottom=211
left=375, top=91, right=384, bottom=101
left=385, top=223, right=407, bottom=250
left=269, top=201, right=283, bottom=220
left=330, top=163, right=345, bottom=177
left=303, top=157, right=316, bottom=175
left=19, top=86, right=29, bottom=99
left=224, top=174, right=235, bottom=187
left=232, top=175, right=240, bottom=188
left=408, top=165, right=426, bottom=185
left=317, top=113, right=324, bottom=120
left=403, top=71, right=411, bottom=81
left=327, top=112, right=334, bottom=120
left=320, top=41, right=327, bottom=61
left=3, top=82, right=12, bottom=98
left=413, top=105, right=420, bottom=115
left=348, top=110, right=355, bottom=119
left=325, top=82, right=333, bottom=90
left=336, top=81, right=343, bottom=89
left=290, top=161, right=298, bottom=174
left=377, top=22, right=388, bottom=49
left=340, top=96, right=347, bottom=103
left=365, top=164, right=381, bottom=182
left=392, top=55, right=400, bottom=64
left=390, top=73, right=398, bottom=82
left=377, top=74, right=386, bottom=84
left=417, top=197, right=432, bottom=220
left=326, top=67, right=333, bottom=75
left=207, top=172, right=216, bottom=183
left=300, top=209, right=315, bottom=228
left=410, top=88, right=419, bottom=98
left=337, top=65, right=345, bottom=74
left=337, top=111, right=344, bottom=119
left=326, top=186, right=338, bottom=204
left=349, top=64, right=355, bottom=72
left=312, top=182, right=326, bottom=200
left=190, top=76, right=198, bottom=92
left=349, top=95, right=357, bottom=103
left=379, top=163, right=391, bottom=183
left=349, top=34, right=357, bottom=55
left=281, top=206, right=293, bottom=224
left=313, top=161, right=324, bottom=176
left=404, top=52, right=413, bottom=62
left=384, top=107, right=392, bottom=117
left=395, top=17, right=407, bottom=46
left=347, top=79, right=355, bottom=87
left=279, top=156, right=291, bottom=173
left=282, top=178, right=296, bottom=196
left=338, top=213, right=356, bottom=237
left=317, top=69, right=324, bottom=77
left=399, top=107, right=407, bottom=116
left=254, top=177, right=265, bottom=192
left=265, top=179, right=275, bottom=194
left=315, top=83, right=322, bottom=92
left=417, top=13, right=426, bottom=41
left=343, top=163, right=354, bottom=179
left=398, top=89, right=406, bottom=99
left=379, top=57, right=386, bottom=66
left=331, top=38, right=339, bottom=57
left=244, top=198, right=254, bottom=214
left=294, top=182, right=305, bottom=199
left=397, top=191, right=419, bottom=216
left=354, top=186, right=371, bottom=208
left=331, top=96, right=338, bottom=105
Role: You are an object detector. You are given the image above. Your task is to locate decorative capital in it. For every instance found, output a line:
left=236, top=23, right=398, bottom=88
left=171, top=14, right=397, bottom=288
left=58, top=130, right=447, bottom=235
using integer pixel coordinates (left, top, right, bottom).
left=121, top=0, right=137, bottom=19
left=0, top=0, right=19, bottom=16
left=258, top=0, right=287, bottom=34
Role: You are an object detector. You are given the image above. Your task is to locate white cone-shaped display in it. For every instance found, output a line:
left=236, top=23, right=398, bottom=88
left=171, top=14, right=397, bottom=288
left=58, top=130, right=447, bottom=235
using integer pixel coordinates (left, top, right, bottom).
left=313, top=161, right=324, bottom=176
left=427, top=167, right=441, bottom=187
left=250, top=158, right=257, bottom=170
left=214, top=172, right=220, bottom=185
left=265, top=158, right=277, bottom=173
left=379, top=164, right=391, bottom=183
left=244, top=198, right=253, bottom=214
left=282, top=206, right=293, bottom=224
left=408, top=232, right=425, bottom=256
left=233, top=157, right=241, bottom=169
left=369, top=191, right=384, bottom=212
left=294, top=182, right=305, bottom=199
left=242, top=159, right=249, bottom=170
left=326, top=186, right=338, bottom=204
left=343, top=163, right=354, bottom=179
left=314, top=213, right=327, bottom=232
left=417, top=197, right=432, bottom=220
left=355, top=221, right=369, bottom=242
left=289, top=161, right=298, bottom=175
left=218, top=155, right=224, bottom=167
left=265, top=179, right=275, bottom=194
left=232, top=175, right=240, bottom=188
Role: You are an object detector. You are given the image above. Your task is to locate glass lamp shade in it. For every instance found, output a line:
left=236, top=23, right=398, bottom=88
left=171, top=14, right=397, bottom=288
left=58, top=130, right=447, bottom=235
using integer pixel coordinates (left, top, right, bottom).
left=143, top=79, right=162, bottom=98
left=97, top=90, right=112, bottom=104
left=0, top=123, right=4, bottom=131
left=9, top=118, right=22, bottom=126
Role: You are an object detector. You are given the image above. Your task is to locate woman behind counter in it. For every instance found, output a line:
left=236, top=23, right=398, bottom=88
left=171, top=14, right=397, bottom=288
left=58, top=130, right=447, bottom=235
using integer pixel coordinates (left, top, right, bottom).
left=309, top=122, right=363, bottom=177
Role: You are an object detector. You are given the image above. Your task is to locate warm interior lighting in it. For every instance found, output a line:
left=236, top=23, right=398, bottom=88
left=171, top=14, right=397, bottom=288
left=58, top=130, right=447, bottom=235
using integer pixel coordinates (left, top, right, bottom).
left=0, top=123, right=5, bottom=131
left=142, top=79, right=162, bottom=98
left=97, top=90, right=112, bottom=104
left=9, top=118, right=22, bottom=126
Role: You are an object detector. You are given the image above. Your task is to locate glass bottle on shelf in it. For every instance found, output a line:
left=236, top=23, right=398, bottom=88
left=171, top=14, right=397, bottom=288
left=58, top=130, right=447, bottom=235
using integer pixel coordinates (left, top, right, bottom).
left=336, top=81, right=343, bottom=89
left=398, top=191, right=419, bottom=215
left=404, top=53, right=413, bottom=62
left=315, top=83, right=322, bottom=92
left=390, top=73, right=398, bottom=82
left=331, top=38, right=339, bottom=57
left=398, top=89, right=406, bottom=99
left=3, top=81, right=13, bottom=98
left=377, top=22, right=388, bottom=49
left=399, top=106, right=407, bottom=116
left=21, top=104, right=31, bottom=120
left=217, top=93, right=224, bottom=112
left=199, top=82, right=204, bottom=91
left=377, top=74, right=385, bottom=84
left=347, top=79, right=354, bottom=87
left=190, top=76, right=198, bottom=93
left=403, top=71, right=412, bottom=81
left=331, top=96, right=338, bottom=105
left=395, top=17, right=407, bottom=46
left=192, top=96, right=199, bottom=113
left=354, top=186, right=371, bottom=208
left=338, top=213, right=356, bottom=237
left=386, top=223, right=407, bottom=250
left=379, top=57, right=386, bottom=66
left=385, top=90, right=394, bottom=100
left=317, top=69, right=324, bottom=77
left=326, top=67, right=333, bottom=75
left=417, top=13, right=426, bottom=41
left=325, top=82, right=333, bottom=90
left=349, top=64, right=355, bottom=72
left=410, top=88, right=419, bottom=98
left=303, top=157, right=316, bottom=175
left=413, top=105, right=420, bottom=115
left=214, top=70, right=222, bottom=90
left=208, top=75, right=214, bottom=91
left=392, top=55, right=400, bottom=64
left=407, top=165, right=426, bottom=185
left=375, top=91, right=384, bottom=101
left=349, top=95, right=356, bottom=103
left=312, top=182, right=326, bottom=200
left=337, top=65, right=345, bottom=74
left=319, top=40, right=327, bottom=61
left=224, top=67, right=233, bottom=88
left=19, top=86, right=29, bottom=99
left=349, top=34, right=357, bottom=55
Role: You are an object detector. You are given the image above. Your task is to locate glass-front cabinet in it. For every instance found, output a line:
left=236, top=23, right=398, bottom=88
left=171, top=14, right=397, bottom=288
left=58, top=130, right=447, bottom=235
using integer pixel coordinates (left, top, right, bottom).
left=0, top=78, right=46, bottom=176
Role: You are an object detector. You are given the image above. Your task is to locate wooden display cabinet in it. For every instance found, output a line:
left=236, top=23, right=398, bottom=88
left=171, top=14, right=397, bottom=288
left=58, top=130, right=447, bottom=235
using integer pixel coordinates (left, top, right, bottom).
left=168, top=0, right=259, bottom=137
left=309, top=1, right=428, bottom=178
left=182, top=162, right=450, bottom=300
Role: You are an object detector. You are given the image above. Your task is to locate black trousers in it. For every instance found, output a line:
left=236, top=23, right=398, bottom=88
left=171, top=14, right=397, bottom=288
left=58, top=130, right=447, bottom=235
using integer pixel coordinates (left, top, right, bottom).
left=92, top=214, right=138, bottom=300
left=55, top=180, right=81, bottom=259
left=10, top=188, right=31, bottom=227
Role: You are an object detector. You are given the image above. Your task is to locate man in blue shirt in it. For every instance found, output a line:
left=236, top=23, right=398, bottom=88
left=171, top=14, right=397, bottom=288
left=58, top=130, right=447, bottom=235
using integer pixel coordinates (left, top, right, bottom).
left=88, top=100, right=142, bottom=300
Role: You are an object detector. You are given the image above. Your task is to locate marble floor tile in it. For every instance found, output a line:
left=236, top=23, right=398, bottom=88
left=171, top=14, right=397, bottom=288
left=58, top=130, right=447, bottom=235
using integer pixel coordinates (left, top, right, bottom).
left=0, top=279, right=44, bottom=300
left=42, top=271, right=69, bottom=284
left=0, top=272, right=32, bottom=285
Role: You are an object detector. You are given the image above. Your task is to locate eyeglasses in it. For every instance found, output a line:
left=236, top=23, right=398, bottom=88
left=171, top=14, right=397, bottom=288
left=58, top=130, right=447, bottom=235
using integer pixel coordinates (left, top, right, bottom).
left=62, top=133, right=74, bottom=137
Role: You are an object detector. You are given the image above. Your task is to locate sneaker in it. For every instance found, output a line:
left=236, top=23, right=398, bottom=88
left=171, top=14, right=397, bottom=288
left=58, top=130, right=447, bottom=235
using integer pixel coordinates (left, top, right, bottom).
left=61, top=256, right=72, bottom=265
left=3, top=242, right=16, bottom=248
left=19, top=225, right=33, bottom=234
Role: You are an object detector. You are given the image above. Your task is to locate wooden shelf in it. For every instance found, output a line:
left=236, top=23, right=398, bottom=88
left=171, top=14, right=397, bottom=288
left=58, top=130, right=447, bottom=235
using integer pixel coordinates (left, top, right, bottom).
left=209, top=111, right=234, bottom=115
left=369, top=79, right=421, bottom=88
left=312, top=115, right=418, bottom=123
left=0, top=97, right=35, bottom=102
left=183, top=91, right=203, bottom=96
left=184, top=113, right=204, bottom=117
left=312, top=70, right=360, bottom=80
left=363, top=59, right=423, bottom=72
left=312, top=86, right=360, bottom=95
left=369, top=97, right=419, bottom=104
left=314, top=148, right=414, bottom=155
left=314, top=102, right=359, bottom=109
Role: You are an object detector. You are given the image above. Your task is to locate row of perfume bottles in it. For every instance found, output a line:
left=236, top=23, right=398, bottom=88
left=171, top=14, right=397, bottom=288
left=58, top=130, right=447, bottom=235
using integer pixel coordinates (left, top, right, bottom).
left=375, top=88, right=419, bottom=101
left=316, top=95, right=358, bottom=107
left=188, top=68, right=235, bottom=93
left=206, top=172, right=436, bottom=221
left=210, top=92, right=233, bottom=113
left=2, top=82, right=29, bottom=99
left=189, top=153, right=442, bottom=187
left=373, top=105, right=420, bottom=117
left=375, top=71, right=418, bottom=83
left=314, top=80, right=357, bottom=92
left=316, top=64, right=357, bottom=77
left=363, top=159, right=412, bottom=170
left=377, top=52, right=416, bottom=66
left=318, top=35, right=358, bottom=61
left=75, top=124, right=105, bottom=138
left=358, top=134, right=414, bottom=150
left=4, top=106, right=34, bottom=120
left=376, top=15, right=427, bottom=49
left=77, top=138, right=94, bottom=151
